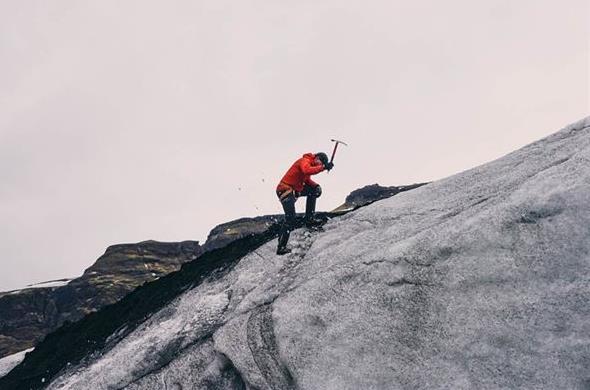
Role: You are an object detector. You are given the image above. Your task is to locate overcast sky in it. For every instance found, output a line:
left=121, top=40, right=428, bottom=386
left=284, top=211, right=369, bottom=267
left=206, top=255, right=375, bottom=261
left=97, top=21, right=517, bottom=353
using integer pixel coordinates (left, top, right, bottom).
left=0, top=1, right=588, bottom=291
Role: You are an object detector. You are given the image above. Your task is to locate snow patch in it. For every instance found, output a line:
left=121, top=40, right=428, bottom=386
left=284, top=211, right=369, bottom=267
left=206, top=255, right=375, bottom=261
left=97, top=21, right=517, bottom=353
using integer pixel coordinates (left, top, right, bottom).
left=2, top=279, right=73, bottom=294
left=0, top=349, right=33, bottom=378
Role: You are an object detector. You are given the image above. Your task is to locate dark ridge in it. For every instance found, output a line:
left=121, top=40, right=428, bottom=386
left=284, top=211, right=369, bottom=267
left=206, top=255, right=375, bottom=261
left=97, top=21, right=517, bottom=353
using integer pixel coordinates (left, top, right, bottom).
left=102, top=240, right=201, bottom=257
left=0, top=212, right=338, bottom=390
left=333, top=183, right=428, bottom=212
left=203, top=215, right=282, bottom=252
left=345, top=183, right=427, bottom=204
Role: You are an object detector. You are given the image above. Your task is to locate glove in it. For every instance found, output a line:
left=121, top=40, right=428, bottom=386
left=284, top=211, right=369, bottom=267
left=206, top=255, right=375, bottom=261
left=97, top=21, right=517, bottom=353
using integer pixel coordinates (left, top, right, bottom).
left=324, top=162, right=334, bottom=171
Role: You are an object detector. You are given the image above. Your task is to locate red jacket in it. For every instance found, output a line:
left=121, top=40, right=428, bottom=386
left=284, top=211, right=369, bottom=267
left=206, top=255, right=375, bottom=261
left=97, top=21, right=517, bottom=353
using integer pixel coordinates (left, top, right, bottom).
left=277, top=153, right=325, bottom=192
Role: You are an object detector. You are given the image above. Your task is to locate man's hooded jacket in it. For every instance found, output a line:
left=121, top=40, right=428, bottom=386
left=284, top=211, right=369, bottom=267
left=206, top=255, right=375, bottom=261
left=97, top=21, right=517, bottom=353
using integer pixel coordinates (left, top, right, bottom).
left=277, top=153, right=325, bottom=193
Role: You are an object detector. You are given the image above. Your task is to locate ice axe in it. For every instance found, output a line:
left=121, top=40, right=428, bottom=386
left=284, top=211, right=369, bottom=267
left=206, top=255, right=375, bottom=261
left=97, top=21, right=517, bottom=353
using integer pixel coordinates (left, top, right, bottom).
left=328, top=139, right=348, bottom=172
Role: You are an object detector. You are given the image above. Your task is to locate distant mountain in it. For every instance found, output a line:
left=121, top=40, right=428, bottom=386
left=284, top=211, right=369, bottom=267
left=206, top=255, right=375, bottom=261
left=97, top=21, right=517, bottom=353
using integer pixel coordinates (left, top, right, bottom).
left=4, top=117, right=588, bottom=389
left=0, top=241, right=202, bottom=358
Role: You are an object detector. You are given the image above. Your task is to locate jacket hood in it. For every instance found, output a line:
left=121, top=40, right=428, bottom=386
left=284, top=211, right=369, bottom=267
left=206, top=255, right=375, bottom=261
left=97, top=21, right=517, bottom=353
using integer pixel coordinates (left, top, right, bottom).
left=302, top=153, right=316, bottom=160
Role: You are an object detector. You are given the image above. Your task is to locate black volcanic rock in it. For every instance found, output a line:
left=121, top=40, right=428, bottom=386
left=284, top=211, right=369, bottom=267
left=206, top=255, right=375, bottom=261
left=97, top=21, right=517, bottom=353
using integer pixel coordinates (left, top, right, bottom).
left=0, top=240, right=202, bottom=359
left=332, top=183, right=428, bottom=212
left=203, top=216, right=281, bottom=252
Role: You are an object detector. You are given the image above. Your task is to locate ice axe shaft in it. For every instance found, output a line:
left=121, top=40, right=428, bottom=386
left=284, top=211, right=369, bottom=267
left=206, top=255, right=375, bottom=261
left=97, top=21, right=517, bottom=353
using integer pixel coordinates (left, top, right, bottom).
left=330, top=139, right=348, bottom=164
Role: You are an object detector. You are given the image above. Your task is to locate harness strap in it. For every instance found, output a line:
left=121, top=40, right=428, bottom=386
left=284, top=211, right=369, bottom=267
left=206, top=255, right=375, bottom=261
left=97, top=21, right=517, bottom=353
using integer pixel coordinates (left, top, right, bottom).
left=277, top=181, right=298, bottom=201
left=279, top=188, right=293, bottom=201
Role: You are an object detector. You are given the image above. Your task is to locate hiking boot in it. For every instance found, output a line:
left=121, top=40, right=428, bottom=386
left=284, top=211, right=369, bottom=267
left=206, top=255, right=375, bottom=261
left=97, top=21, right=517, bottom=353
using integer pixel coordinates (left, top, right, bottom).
left=276, top=246, right=292, bottom=255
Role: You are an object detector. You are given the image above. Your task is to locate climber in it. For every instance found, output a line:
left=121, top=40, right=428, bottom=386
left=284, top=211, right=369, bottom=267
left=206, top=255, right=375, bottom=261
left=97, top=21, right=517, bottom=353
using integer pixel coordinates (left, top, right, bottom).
left=275, top=152, right=334, bottom=255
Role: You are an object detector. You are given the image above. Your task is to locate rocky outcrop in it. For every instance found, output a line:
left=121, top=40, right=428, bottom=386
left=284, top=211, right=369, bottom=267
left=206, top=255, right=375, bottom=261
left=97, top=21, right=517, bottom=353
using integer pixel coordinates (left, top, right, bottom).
left=332, top=183, right=428, bottom=213
left=203, top=216, right=281, bottom=252
left=0, top=240, right=201, bottom=359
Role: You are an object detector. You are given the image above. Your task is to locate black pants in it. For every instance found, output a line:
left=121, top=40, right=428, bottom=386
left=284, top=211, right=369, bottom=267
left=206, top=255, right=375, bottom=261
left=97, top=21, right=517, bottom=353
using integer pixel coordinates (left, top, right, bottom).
left=277, top=184, right=321, bottom=250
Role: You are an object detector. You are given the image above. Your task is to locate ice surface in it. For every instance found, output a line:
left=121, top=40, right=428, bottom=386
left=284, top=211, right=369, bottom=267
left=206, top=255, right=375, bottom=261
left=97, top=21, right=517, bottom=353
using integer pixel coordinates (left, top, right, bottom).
left=47, top=117, right=590, bottom=389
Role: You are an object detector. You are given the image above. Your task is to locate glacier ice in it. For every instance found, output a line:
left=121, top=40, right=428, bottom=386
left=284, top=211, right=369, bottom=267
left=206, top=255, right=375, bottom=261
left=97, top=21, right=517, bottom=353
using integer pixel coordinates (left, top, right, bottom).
left=44, top=117, right=590, bottom=389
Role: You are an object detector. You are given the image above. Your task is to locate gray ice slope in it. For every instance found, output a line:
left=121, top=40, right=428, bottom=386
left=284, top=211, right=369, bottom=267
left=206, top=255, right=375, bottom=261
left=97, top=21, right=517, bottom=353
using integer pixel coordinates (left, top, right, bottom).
left=48, top=117, right=590, bottom=390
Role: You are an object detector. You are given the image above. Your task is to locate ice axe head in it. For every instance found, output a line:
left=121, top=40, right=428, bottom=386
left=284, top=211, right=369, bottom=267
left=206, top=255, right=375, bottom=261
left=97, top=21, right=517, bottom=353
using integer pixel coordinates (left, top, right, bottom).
left=329, top=139, right=348, bottom=163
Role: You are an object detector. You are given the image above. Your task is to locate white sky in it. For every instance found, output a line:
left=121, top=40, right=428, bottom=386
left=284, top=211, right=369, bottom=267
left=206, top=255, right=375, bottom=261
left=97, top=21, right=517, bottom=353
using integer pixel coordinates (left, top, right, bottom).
left=0, top=0, right=588, bottom=291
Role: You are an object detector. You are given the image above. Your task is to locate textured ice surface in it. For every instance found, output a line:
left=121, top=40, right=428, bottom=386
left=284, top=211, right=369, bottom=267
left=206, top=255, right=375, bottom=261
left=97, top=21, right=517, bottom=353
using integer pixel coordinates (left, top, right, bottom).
left=0, top=349, right=33, bottom=378
left=48, top=117, right=590, bottom=389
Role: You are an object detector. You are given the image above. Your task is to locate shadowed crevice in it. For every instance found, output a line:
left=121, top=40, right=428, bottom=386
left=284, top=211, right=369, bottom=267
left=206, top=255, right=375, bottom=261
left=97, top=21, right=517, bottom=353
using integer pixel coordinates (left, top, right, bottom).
left=246, top=305, right=296, bottom=390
